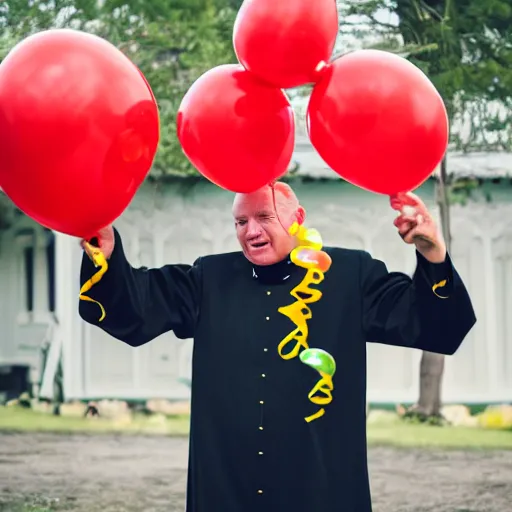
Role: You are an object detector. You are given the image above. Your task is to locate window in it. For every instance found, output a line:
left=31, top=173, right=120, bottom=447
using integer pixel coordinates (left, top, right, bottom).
left=23, top=244, right=34, bottom=312
left=15, top=227, right=56, bottom=323
left=15, top=228, right=35, bottom=320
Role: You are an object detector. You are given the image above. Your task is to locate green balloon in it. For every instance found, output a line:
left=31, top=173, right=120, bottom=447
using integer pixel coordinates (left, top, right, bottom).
left=299, top=348, right=336, bottom=377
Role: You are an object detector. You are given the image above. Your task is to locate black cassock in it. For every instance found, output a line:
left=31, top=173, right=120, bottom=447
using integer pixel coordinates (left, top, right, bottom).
left=79, top=228, right=476, bottom=512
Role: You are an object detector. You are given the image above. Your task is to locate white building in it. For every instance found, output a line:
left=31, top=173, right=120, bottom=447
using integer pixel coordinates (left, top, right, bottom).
left=1, top=136, right=511, bottom=406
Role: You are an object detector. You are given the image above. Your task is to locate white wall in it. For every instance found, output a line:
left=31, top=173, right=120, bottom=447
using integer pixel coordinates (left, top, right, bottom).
left=57, top=178, right=512, bottom=404
left=0, top=210, right=56, bottom=386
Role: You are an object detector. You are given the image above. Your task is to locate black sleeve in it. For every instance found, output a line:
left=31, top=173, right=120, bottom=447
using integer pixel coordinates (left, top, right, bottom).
left=361, top=250, right=476, bottom=355
left=78, top=227, right=202, bottom=347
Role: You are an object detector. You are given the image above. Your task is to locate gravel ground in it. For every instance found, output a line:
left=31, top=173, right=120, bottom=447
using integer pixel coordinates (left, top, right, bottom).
left=0, top=432, right=511, bottom=511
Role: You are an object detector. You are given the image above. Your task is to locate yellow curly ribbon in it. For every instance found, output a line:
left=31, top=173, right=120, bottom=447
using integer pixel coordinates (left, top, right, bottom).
left=277, top=270, right=323, bottom=360
left=432, top=279, right=449, bottom=299
left=305, top=371, right=334, bottom=423
left=79, top=242, right=108, bottom=322
left=277, top=221, right=335, bottom=422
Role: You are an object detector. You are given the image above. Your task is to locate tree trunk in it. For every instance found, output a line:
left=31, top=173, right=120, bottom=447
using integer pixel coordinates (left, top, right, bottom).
left=412, top=351, right=446, bottom=418
left=408, top=156, right=451, bottom=421
left=437, top=156, right=452, bottom=252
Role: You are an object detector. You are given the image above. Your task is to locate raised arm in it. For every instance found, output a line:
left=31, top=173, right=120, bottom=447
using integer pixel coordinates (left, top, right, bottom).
left=78, top=227, right=202, bottom=346
left=361, top=191, right=476, bottom=353
left=361, top=250, right=476, bottom=354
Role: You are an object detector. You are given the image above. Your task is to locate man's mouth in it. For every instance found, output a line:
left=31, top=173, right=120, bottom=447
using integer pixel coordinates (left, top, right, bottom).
left=249, top=242, right=269, bottom=249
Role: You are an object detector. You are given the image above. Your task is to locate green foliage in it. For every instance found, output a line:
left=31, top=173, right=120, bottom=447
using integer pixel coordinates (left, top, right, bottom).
left=340, top=0, right=512, bottom=152
left=3, top=1, right=511, bottom=180
left=0, top=0, right=241, bottom=177
left=448, top=177, right=481, bottom=205
left=96, top=2, right=239, bottom=177
left=0, top=31, right=17, bottom=60
left=401, top=410, right=447, bottom=426
left=340, top=0, right=512, bottom=213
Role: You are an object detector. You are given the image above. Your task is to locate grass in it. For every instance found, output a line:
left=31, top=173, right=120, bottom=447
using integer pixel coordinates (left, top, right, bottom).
left=8, top=507, right=55, bottom=512
left=0, top=493, right=61, bottom=512
left=366, top=416, right=512, bottom=450
left=1, top=406, right=511, bottom=450
left=0, top=406, right=190, bottom=436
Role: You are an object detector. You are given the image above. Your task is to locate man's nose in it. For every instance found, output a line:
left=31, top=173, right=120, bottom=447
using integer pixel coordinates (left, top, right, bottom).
left=246, top=219, right=262, bottom=237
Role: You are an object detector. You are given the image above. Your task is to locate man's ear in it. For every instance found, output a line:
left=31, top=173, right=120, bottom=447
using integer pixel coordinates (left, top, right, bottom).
left=295, top=206, right=306, bottom=225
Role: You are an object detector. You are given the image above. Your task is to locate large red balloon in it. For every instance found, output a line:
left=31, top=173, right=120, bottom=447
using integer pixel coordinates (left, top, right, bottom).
left=177, top=64, right=295, bottom=193
left=233, top=0, right=339, bottom=89
left=307, top=50, right=449, bottom=195
left=0, top=29, right=159, bottom=239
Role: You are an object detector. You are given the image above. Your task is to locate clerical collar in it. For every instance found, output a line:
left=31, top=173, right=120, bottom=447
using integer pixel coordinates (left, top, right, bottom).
left=252, top=255, right=295, bottom=284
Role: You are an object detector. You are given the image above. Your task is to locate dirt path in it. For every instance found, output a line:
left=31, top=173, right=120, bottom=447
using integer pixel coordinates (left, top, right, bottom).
left=0, top=432, right=511, bottom=511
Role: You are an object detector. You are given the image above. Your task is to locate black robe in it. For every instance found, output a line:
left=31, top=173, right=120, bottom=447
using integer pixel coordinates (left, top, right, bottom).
left=79, top=228, right=476, bottom=512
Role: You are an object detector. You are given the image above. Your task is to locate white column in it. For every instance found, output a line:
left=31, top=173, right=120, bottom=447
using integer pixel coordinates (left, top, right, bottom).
left=55, top=232, right=83, bottom=401
left=32, top=228, right=50, bottom=323
left=483, top=234, right=499, bottom=395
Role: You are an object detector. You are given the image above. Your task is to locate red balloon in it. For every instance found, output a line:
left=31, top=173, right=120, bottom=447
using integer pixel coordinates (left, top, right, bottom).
left=0, top=29, right=159, bottom=239
left=177, top=64, right=295, bottom=193
left=233, top=0, right=339, bottom=89
left=307, top=50, right=449, bottom=195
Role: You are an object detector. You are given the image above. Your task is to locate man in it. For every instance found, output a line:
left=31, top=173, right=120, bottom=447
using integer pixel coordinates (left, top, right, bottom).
left=79, top=182, right=476, bottom=512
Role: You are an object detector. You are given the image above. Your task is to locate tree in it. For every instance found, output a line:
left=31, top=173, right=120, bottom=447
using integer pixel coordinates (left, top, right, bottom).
left=340, top=0, right=512, bottom=421
left=0, top=0, right=242, bottom=177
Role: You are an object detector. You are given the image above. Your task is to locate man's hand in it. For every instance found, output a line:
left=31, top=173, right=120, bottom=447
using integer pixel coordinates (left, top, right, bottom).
left=390, top=192, right=447, bottom=263
left=80, top=225, right=115, bottom=260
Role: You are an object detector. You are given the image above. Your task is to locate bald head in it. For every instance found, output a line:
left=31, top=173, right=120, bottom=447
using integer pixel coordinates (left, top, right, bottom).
left=232, top=182, right=306, bottom=266
left=233, top=182, right=299, bottom=217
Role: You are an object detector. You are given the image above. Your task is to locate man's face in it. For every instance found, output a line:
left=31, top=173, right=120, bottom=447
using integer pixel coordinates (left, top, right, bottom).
left=232, top=187, right=302, bottom=266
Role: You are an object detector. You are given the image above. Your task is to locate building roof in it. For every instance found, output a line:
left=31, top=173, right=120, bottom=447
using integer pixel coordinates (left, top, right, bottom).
left=1, top=135, right=510, bottom=195
left=291, top=134, right=512, bottom=181
left=290, top=93, right=512, bottom=181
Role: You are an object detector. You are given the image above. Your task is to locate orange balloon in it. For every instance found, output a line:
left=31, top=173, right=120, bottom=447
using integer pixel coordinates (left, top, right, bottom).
left=0, top=29, right=160, bottom=239
left=307, top=50, right=449, bottom=195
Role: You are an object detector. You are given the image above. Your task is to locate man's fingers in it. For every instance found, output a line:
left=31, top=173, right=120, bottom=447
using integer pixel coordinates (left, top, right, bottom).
left=402, top=225, right=420, bottom=244
left=394, top=216, right=412, bottom=230
left=411, top=233, right=436, bottom=249
left=396, top=217, right=428, bottom=243
left=390, top=191, right=428, bottom=214
left=394, top=214, right=418, bottom=226
left=395, top=219, right=415, bottom=241
left=400, top=222, right=436, bottom=247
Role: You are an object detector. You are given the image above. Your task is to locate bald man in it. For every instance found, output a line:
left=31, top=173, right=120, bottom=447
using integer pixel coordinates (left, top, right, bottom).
left=79, top=182, right=476, bottom=512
